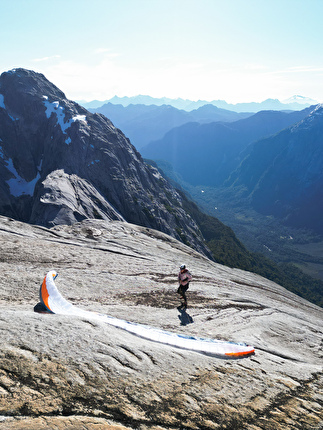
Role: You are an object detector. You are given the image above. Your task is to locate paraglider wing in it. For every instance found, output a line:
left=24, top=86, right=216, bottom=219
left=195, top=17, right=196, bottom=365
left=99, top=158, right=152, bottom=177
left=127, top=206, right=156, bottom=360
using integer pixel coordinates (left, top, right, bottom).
left=40, top=270, right=74, bottom=314
left=38, top=271, right=255, bottom=358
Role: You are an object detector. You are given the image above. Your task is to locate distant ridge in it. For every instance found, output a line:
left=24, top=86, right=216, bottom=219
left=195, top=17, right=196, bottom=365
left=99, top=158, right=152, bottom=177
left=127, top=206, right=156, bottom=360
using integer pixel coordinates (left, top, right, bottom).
left=89, top=102, right=252, bottom=149
left=79, top=94, right=318, bottom=113
left=141, top=107, right=312, bottom=186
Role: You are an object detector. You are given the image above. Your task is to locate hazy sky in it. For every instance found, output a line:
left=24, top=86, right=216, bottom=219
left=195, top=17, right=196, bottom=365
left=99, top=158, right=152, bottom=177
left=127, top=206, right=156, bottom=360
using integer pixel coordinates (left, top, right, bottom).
left=1, top=0, right=323, bottom=103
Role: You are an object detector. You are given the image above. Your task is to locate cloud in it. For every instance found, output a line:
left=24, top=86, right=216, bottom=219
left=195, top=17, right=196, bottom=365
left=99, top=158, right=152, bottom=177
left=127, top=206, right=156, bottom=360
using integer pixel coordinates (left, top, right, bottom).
left=94, top=48, right=111, bottom=54
left=268, top=65, right=323, bottom=75
left=32, top=55, right=61, bottom=63
left=93, top=48, right=121, bottom=58
left=243, top=63, right=268, bottom=71
left=288, top=65, right=323, bottom=73
left=28, top=52, right=323, bottom=104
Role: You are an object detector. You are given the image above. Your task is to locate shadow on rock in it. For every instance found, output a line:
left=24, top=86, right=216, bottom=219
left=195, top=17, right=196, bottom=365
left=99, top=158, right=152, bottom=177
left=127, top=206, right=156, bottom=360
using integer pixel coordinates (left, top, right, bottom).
left=177, top=306, right=194, bottom=326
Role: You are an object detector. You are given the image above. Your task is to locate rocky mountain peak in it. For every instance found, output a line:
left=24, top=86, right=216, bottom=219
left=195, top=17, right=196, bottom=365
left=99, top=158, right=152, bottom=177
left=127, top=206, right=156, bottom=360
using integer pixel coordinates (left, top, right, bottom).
left=0, top=68, right=65, bottom=96
left=0, top=69, right=66, bottom=117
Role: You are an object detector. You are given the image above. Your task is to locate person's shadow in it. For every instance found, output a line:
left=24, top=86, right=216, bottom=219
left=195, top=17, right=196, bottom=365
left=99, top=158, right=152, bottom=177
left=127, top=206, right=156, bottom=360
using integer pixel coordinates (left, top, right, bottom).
left=177, top=306, right=194, bottom=326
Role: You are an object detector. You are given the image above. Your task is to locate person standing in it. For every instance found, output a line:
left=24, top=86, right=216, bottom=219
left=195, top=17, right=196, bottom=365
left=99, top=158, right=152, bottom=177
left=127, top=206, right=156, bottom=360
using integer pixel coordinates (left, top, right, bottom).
left=177, top=264, right=192, bottom=309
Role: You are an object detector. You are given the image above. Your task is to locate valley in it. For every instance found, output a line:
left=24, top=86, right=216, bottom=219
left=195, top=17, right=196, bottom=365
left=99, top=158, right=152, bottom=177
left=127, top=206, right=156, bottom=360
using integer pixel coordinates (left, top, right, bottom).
left=293, top=241, right=323, bottom=279
left=187, top=184, right=323, bottom=280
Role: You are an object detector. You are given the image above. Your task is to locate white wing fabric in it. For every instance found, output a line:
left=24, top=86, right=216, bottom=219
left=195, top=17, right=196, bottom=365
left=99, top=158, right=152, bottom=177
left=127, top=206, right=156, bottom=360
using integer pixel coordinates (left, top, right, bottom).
left=40, top=270, right=255, bottom=358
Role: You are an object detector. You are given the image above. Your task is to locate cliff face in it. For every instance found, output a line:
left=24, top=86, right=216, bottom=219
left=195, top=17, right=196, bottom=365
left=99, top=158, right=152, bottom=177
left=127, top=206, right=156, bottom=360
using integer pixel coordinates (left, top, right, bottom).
left=0, top=215, right=322, bottom=430
left=0, top=69, right=208, bottom=255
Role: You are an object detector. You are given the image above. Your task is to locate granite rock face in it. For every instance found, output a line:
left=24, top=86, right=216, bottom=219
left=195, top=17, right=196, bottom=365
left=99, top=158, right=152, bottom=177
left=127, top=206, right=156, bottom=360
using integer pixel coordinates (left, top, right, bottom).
left=0, top=215, right=322, bottom=429
left=0, top=69, right=207, bottom=255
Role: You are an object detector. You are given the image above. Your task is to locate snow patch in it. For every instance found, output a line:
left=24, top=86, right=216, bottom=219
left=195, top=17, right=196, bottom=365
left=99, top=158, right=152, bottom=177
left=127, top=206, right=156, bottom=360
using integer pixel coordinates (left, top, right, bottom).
left=152, top=170, right=162, bottom=180
left=43, top=98, right=88, bottom=144
left=5, top=158, right=40, bottom=197
left=72, top=114, right=87, bottom=123
left=43, top=99, right=69, bottom=132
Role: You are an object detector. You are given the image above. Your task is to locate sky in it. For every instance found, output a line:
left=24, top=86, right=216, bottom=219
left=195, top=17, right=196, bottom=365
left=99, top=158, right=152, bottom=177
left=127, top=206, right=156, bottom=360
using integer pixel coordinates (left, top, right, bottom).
left=1, top=0, right=323, bottom=104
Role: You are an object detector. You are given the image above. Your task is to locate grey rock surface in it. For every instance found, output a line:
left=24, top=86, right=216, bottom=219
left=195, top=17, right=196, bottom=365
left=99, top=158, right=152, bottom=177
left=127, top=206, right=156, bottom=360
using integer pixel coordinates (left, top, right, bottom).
left=0, top=215, right=322, bottom=429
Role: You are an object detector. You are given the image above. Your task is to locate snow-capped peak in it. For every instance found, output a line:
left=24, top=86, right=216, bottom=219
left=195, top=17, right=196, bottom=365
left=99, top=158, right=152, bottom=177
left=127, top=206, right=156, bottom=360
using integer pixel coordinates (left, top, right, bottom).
left=283, top=95, right=318, bottom=105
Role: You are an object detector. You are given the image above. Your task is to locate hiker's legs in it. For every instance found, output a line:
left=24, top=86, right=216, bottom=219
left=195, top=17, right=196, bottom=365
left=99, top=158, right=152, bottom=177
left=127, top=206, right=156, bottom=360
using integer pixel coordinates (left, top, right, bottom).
left=178, top=284, right=189, bottom=307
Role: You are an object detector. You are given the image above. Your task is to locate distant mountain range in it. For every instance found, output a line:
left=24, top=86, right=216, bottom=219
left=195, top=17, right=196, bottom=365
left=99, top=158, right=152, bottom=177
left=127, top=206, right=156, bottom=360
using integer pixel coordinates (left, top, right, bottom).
left=88, top=103, right=252, bottom=149
left=79, top=94, right=318, bottom=112
left=141, top=107, right=313, bottom=187
left=36, top=82, right=323, bottom=238
left=82, top=95, right=318, bottom=151
left=144, top=103, right=323, bottom=236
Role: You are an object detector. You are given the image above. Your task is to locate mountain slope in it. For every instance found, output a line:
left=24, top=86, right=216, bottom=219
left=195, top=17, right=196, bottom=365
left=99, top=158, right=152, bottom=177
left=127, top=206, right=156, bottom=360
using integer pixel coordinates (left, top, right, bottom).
left=141, top=108, right=312, bottom=186
left=228, top=104, right=323, bottom=234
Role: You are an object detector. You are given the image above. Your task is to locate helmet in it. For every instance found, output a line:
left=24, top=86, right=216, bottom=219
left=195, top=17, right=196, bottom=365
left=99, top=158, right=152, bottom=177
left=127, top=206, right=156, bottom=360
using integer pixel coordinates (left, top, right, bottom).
left=180, top=264, right=186, bottom=270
